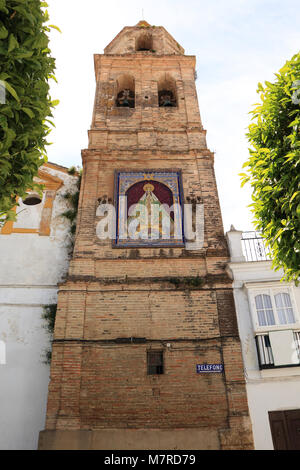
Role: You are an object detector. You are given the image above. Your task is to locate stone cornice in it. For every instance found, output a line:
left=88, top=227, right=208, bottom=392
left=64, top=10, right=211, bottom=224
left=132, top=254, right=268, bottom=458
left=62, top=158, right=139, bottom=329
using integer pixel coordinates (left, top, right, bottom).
left=226, top=260, right=286, bottom=284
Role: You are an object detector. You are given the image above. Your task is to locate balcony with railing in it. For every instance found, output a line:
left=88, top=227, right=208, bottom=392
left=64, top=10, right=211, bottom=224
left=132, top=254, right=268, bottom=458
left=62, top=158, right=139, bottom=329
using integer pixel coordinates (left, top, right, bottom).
left=241, top=231, right=272, bottom=262
left=226, top=227, right=273, bottom=264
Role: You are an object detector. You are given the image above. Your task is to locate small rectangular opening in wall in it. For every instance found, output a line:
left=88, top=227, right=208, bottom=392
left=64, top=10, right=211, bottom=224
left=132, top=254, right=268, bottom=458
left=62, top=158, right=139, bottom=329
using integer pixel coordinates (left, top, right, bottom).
left=147, top=350, right=164, bottom=375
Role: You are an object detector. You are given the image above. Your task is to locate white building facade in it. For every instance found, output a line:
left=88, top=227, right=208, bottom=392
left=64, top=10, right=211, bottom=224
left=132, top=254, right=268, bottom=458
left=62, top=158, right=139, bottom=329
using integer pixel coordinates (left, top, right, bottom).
left=0, top=163, right=78, bottom=450
left=227, top=227, right=300, bottom=450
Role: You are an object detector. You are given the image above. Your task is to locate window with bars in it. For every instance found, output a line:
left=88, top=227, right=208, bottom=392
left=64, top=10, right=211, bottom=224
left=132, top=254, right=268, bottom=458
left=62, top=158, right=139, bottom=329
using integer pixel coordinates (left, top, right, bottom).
left=256, top=332, right=300, bottom=369
left=147, top=350, right=164, bottom=375
left=250, top=288, right=300, bottom=369
left=255, top=334, right=275, bottom=368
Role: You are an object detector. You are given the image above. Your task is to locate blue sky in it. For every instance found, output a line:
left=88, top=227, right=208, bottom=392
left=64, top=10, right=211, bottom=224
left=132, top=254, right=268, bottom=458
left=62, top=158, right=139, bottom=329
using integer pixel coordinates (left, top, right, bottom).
left=46, top=0, right=300, bottom=232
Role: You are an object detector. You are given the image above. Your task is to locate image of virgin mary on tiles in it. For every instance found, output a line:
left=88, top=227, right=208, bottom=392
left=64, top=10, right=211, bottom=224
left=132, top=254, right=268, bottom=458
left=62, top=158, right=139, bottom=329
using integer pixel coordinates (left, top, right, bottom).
left=115, top=170, right=184, bottom=247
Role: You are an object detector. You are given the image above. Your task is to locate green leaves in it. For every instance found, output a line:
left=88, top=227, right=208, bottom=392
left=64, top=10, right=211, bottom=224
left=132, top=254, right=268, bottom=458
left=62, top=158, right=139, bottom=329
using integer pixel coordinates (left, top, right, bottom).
left=0, top=0, right=8, bottom=14
left=48, top=24, right=61, bottom=33
left=0, top=24, right=8, bottom=39
left=1, top=80, right=19, bottom=101
left=21, top=107, right=35, bottom=118
left=8, top=33, right=19, bottom=52
left=242, top=52, right=300, bottom=283
left=0, top=0, right=58, bottom=223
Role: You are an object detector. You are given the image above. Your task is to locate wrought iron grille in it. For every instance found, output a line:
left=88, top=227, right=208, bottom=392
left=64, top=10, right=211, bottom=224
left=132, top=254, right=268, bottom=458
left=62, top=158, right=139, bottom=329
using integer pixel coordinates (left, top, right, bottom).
left=147, top=350, right=164, bottom=375
left=241, top=231, right=272, bottom=262
left=255, top=334, right=274, bottom=369
left=294, top=331, right=300, bottom=362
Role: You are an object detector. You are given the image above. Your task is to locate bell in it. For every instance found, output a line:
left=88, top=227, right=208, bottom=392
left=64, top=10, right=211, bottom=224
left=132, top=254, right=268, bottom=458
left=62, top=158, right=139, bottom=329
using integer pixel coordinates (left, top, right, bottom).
left=162, top=98, right=172, bottom=107
left=159, top=91, right=175, bottom=107
left=122, top=98, right=129, bottom=107
left=22, top=192, right=42, bottom=206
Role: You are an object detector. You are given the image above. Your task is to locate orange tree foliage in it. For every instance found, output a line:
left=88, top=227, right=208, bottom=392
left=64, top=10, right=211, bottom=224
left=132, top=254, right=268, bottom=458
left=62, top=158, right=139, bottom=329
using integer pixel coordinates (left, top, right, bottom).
left=241, top=52, right=300, bottom=283
left=0, top=0, right=59, bottom=223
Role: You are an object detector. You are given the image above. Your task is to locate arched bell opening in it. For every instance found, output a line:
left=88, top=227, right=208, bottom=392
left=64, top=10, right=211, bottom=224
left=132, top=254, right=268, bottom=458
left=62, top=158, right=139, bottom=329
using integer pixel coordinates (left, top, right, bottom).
left=115, top=74, right=135, bottom=108
left=157, top=74, right=177, bottom=107
left=136, top=33, right=153, bottom=52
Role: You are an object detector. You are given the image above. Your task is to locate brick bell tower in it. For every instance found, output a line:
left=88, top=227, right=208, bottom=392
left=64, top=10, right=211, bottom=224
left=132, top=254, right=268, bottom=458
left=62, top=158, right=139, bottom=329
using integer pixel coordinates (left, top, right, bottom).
left=39, top=21, right=253, bottom=450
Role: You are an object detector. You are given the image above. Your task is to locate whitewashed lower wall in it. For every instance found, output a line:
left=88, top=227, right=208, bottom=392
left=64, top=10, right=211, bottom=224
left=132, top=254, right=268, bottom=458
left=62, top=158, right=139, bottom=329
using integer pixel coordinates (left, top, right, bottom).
left=0, top=165, right=77, bottom=450
left=247, top=379, right=300, bottom=450
left=0, top=296, right=53, bottom=450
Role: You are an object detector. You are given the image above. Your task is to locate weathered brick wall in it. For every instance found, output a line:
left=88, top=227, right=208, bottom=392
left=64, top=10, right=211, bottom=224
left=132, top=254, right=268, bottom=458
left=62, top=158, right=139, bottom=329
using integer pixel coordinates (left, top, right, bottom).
left=79, top=342, right=228, bottom=429
left=72, top=151, right=227, bottom=263
left=46, top=278, right=251, bottom=445
left=42, top=23, right=253, bottom=450
left=104, top=24, right=185, bottom=56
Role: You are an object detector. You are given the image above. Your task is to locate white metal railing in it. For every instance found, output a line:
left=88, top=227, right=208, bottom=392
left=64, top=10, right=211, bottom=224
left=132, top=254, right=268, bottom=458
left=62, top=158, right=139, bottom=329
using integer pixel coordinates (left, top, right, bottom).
left=241, top=232, right=272, bottom=262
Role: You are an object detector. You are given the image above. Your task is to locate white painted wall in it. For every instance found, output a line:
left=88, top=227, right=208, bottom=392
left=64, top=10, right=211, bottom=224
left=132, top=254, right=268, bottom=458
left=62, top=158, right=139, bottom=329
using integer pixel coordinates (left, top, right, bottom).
left=226, top=228, right=300, bottom=450
left=0, top=165, right=78, bottom=450
left=247, top=376, right=300, bottom=449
